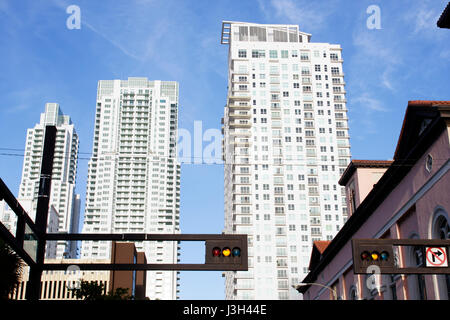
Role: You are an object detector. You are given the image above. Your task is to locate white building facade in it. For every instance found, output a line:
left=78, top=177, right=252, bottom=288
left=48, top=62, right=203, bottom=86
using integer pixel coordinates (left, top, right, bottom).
left=81, top=77, right=180, bottom=300
left=15, top=103, right=80, bottom=259
left=220, top=22, right=351, bottom=300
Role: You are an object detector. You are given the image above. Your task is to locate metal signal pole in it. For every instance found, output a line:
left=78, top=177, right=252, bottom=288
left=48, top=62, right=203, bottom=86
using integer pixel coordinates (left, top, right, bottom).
left=25, top=125, right=56, bottom=300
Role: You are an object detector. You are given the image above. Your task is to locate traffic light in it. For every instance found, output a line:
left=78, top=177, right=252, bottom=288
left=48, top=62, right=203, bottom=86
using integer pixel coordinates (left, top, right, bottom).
left=211, top=246, right=241, bottom=258
left=360, top=250, right=390, bottom=262
left=352, top=239, right=395, bottom=274
left=205, top=237, right=247, bottom=270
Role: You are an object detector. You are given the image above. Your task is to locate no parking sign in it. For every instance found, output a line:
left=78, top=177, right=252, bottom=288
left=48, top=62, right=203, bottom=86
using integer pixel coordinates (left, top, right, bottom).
left=425, top=247, right=448, bottom=267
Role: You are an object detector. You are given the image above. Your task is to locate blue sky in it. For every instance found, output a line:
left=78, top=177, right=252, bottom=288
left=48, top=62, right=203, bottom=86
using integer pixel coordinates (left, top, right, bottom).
left=0, top=0, right=449, bottom=299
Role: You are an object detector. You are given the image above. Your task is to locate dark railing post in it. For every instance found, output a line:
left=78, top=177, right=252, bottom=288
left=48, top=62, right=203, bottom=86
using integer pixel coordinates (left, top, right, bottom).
left=26, top=125, right=56, bottom=300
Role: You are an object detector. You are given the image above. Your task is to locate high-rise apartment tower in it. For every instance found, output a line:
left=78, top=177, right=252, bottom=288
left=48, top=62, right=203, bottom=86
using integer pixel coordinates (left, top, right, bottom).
left=18, top=103, right=80, bottom=258
left=220, top=22, right=351, bottom=300
left=81, top=77, right=181, bottom=300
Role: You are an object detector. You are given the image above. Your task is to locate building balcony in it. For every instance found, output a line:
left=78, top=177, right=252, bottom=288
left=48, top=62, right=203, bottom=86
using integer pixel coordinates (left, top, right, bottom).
left=229, top=91, right=251, bottom=99
left=335, top=115, right=348, bottom=121
left=334, top=106, right=348, bottom=112
left=230, top=139, right=251, bottom=147
left=229, top=120, right=252, bottom=128
left=332, top=80, right=346, bottom=86
left=228, top=129, right=251, bottom=137
left=231, top=78, right=249, bottom=84
left=228, top=111, right=251, bottom=119
left=228, top=103, right=251, bottom=111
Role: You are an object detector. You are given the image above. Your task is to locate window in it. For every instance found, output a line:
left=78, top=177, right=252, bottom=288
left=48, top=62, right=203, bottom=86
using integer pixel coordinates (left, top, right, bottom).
left=413, top=246, right=427, bottom=300
left=281, top=50, right=288, bottom=58
left=349, top=286, right=358, bottom=300
left=238, top=49, right=247, bottom=58
left=252, top=49, right=266, bottom=58
left=432, top=212, right=450, bottom=299
left=331, top=67, right=340, bottom=75
left=301, top=67, right=310, bottom=75
left=300, top=52, right=309, bottom=61
left=425, top=154, right=433, bottom=172
left=269, top=50, right=278, bottom=59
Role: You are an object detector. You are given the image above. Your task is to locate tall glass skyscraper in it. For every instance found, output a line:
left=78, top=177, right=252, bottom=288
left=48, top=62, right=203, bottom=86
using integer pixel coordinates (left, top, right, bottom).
left=81, top=77, right=181, bottom=300
left=220, top=22, right=351, bottom=299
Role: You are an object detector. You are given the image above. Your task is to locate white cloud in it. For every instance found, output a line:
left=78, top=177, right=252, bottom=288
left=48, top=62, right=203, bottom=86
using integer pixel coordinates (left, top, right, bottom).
left=351, top=94, right=389, bottom=113
left=404, top=3, right=442, bottom=37
left=82, top=20, right=144, bottom=62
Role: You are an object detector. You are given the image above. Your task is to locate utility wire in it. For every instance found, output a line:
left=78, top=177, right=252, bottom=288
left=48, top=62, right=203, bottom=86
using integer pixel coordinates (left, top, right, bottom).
left=0, top=149, right=447, bottom=167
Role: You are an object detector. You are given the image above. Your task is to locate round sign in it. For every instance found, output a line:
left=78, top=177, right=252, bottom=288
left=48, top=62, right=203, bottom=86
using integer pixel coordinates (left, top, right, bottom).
left=425, top=247, right=448, bottom=267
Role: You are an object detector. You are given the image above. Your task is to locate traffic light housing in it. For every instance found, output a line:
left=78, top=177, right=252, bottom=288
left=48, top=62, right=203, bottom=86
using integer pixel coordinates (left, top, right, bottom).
left=205, top=236, right=248, bottom=271
left=352, top=239, right=395, bottom=274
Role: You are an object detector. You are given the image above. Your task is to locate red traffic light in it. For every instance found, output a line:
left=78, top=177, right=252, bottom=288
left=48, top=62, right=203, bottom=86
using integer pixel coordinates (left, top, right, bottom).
left=361, top=251, right=370, bottom=261
left=212, top=247, right=221, bottom=257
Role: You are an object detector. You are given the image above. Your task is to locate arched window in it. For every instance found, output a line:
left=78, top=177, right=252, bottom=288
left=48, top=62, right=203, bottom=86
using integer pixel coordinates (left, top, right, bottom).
left=413, top=246, right=427, bottom=300
left=349, top=285, right=358, bottom=300
left=405, top=234, right=427, bottom=300
left=431, top=209, right=450, bottom=300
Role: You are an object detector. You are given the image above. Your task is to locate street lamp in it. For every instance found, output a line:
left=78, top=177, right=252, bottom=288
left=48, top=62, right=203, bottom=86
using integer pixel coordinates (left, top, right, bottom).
left=293, top=283, right=339, bottom=300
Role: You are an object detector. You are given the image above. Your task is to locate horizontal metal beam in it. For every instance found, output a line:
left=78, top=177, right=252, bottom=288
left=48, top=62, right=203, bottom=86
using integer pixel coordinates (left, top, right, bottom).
left=43, top=263, right=248, bottom=271
left=45, top=233, right=247, bottom=242
left=352, top=239, right=450, bottom=274
left=354, top=238, right=450, bottom=246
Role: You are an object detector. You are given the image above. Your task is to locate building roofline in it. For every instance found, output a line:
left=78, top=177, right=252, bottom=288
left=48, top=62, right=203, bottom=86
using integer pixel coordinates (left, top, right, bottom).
left=394, top=101, right=450, bottom=160
left=338, top=160, right=393, bottom=186
left=437, top=2, right=450, bottom=29
left=220, top=21, right=312, bottom=45
left=300, top=102, right=450, bottom=292
left=222, top=20, right=301, bottom=28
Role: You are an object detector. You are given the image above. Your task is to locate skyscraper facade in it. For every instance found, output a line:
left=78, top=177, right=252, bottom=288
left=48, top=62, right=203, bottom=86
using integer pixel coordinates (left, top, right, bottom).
left=81, top=77, right=180, bottom=300
left=220, top=22, right=351, bottom=300
left=18, top=103, right=80, bottom=258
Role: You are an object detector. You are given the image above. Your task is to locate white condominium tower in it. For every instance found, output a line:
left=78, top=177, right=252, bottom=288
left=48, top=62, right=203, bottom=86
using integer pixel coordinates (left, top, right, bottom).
left=221, top=22, right=351, bottom=300
left=18, top=103, right=80, bottom=258
left=81, top=77, right=180, bottom=300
